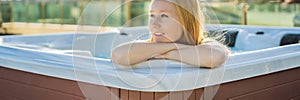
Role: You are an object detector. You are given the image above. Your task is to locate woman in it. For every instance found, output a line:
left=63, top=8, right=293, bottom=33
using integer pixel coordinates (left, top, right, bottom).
left=111, top=0, right=229, bottom=68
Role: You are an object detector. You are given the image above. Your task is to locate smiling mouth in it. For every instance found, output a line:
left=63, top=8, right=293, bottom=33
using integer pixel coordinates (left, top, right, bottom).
left=153, top=32, right=165, bottom=36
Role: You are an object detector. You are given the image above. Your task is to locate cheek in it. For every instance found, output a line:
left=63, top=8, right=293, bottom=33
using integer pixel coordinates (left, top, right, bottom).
left=163, top=21, right=183, bottom=41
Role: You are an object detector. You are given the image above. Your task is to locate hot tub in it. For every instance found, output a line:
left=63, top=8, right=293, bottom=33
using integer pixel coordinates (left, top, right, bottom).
left=0, top=25, right=300, bottom=100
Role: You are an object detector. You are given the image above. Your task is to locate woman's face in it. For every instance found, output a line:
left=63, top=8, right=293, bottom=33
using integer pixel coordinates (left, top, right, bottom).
left=149, top=0, right=183, bottom=43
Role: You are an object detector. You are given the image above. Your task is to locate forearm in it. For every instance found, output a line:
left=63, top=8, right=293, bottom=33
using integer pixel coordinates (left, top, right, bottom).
left=111, top=42, right=185, bottom=66
left=167, top=44, right=228, bottom=68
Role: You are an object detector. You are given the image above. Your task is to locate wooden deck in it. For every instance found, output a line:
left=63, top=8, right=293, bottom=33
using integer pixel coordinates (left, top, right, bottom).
left=0, top=66, right=299, bottom=100
left=1, top=22, right=117, bottom=35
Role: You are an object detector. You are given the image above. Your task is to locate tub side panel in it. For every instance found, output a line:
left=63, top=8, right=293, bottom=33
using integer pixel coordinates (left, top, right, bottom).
left=110, top=88, right=120, bottom=100
left=195, top=88, right=204, bottom=100
left=291, top=95, right=300, bottom=100
left=77, top=82, right=112, bottom=100
left=154, top=92, right=169, bottom=100
left=0, top=77, right=85, bottom=100
left=120, top=89, right=129, bottom=100
left=229, top=80, right=300, bottom=100
left=0, top=66, right=120, bottom=100
left=169, top=91, right=183, bottom=100
left=213, top=67, right=300, bottom=100
left=1, top=65, right=300, bottom=100
left=183, top=90, right=196, bottom=100
left=129, top=90, right=141, bottom=100
left=141, top=91, right=154, bottom=100
left=0, top=66, right=84, bottom=96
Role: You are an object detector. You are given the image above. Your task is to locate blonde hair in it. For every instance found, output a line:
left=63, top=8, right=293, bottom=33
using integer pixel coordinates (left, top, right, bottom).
left=150, top=0, right=206, bottom=45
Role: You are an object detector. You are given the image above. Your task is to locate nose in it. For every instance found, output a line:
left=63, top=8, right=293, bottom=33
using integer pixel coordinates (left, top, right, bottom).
left=150, top=17, right=161, bottom=29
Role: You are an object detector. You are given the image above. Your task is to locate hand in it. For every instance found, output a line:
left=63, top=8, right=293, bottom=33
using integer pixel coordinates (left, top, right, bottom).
left=151, top=43, right=189, bottom=60
left=152, top=49, right=179, bottom=60
left=152, top=54, right=166, bottom=59
left=164, top=49, right=180, bottom=60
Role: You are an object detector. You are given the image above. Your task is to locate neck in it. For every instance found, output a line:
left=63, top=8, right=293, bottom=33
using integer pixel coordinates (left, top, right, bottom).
left=174, top=30, right=195, bottom=45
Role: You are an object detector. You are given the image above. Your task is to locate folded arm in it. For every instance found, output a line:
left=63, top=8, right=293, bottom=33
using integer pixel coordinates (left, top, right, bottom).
left=111, top=41, right=188, bottom=66
left=156, top=41, right=229, bottom=68
left=111, top=40, right=229, bottom=68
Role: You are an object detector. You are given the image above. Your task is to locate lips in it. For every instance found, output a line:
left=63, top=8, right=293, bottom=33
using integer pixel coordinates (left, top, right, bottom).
left=152, top=32, right=169, bottom=43
left=153, top=32, right=165, bottom=36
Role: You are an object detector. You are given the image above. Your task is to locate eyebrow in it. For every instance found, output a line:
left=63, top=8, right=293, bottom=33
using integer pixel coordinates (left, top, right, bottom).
left=150, top=10, right=168, bottom=13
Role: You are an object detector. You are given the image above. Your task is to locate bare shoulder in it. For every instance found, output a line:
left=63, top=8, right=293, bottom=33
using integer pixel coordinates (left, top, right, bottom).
left=199, top=38, right=222, bottom=45
left=198, top=38, right=231, bottom=54
left=118, top=39, right=150, bottom=45
left=134, top=39, right=151, bottom=43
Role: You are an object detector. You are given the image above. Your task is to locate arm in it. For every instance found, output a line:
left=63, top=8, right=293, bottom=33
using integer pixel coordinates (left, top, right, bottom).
left=156, top=41, right=229, bottom=68
left=110, top=41, right=188, bottom=66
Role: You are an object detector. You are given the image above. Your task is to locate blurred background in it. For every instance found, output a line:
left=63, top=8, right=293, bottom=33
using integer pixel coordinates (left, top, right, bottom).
left=0, top=0, right=300, bottom=35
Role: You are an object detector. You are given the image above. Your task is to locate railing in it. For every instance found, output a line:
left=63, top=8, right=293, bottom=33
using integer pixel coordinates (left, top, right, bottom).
left=0, top=0, right=300, bottom=27
left=0, top=18, right=8, bottom=35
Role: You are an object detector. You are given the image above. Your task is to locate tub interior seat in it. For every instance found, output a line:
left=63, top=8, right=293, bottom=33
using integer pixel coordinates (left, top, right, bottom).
left=280, top=34, right=300, bottom=46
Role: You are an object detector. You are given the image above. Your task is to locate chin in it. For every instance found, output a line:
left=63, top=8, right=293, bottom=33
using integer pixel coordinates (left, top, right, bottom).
left=154, top=40, right=173, bottom=43
left=154, top=37, right=173, bottom=43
